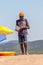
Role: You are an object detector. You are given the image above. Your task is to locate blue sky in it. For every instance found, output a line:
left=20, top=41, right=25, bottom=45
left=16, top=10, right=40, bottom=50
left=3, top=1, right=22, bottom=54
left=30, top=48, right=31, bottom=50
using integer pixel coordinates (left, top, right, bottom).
left=0, top=0, right=43, bottom=42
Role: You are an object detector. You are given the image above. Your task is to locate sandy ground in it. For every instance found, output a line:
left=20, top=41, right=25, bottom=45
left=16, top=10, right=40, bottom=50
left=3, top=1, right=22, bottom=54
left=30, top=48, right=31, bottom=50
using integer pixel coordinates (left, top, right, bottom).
left=0, top=54, right=43, bottom=65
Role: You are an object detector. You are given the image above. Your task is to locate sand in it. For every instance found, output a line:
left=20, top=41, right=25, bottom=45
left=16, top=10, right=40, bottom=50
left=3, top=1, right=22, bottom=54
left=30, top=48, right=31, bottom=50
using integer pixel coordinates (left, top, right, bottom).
left=0, top=54, right=43, bottom=65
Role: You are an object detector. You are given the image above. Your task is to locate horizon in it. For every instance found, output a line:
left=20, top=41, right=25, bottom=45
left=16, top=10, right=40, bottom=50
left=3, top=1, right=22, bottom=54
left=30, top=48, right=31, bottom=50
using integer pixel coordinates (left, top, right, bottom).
left=1, top=39, right=43, bottom=43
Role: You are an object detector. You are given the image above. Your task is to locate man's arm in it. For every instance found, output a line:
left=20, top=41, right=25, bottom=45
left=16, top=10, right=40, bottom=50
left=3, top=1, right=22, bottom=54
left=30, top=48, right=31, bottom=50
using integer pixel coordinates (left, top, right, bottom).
left=15, top=20, right=18, bottom=31
left=26, top=19, right=30, bottom=29
left=15, top=20, right=20, bottom=32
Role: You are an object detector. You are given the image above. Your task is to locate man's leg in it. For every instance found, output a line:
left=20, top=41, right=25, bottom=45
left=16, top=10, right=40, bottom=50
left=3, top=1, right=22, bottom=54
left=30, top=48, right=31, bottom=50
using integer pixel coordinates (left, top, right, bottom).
left=24, top=42, right=27, bottom=54
left=20, top=43, right=24, bottom=54
left=19, top=35, right=24, bottom=54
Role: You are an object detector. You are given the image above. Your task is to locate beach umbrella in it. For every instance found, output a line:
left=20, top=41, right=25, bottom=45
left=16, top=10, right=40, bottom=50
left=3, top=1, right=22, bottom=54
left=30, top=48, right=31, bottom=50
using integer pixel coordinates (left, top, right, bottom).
left=0, top=26, right=13, bottom=35
left=0, top=35, right=6, bottom=42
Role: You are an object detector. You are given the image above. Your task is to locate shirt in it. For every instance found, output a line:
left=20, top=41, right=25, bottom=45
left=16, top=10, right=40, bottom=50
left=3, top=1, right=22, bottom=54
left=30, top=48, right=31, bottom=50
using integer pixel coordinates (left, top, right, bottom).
left=16, top=19, right=29, bottom=35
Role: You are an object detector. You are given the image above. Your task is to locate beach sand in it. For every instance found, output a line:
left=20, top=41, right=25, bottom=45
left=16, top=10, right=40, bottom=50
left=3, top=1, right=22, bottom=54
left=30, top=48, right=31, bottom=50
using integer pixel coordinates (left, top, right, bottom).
left=0, top=54, right=43, bottom=65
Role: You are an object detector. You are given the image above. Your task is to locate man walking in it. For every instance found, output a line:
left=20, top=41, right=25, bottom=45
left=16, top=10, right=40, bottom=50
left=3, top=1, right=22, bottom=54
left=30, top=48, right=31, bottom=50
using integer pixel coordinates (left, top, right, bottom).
left=15, top=12, right=30, bottom=54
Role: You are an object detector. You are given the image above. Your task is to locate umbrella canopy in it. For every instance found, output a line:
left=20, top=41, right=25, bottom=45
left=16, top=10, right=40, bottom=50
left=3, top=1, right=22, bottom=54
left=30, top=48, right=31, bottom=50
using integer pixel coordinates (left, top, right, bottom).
left=0, top=35, right=6, bottom=42
left=0, top=26, right=13, bottom=35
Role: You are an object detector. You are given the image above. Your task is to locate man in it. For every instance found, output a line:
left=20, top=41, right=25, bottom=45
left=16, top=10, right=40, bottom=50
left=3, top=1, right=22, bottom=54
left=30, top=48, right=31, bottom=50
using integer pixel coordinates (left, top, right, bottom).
left=15, top=12, right=30, bottom=54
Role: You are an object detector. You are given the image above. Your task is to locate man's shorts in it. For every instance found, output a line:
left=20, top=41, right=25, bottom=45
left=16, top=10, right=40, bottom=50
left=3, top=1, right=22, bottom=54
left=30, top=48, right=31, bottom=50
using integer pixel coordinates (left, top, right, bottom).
left=18, top=34, right=27, bottom=44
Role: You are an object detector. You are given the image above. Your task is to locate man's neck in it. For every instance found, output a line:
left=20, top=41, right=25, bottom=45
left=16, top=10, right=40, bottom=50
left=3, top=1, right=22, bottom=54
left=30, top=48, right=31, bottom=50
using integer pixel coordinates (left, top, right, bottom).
left=20, top=18, right=24, bottom=21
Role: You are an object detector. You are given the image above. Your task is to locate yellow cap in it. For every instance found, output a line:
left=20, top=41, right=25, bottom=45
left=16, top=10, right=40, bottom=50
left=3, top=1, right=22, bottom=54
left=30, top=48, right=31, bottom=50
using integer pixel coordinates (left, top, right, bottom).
left=19, top=12, right=24, bottom=17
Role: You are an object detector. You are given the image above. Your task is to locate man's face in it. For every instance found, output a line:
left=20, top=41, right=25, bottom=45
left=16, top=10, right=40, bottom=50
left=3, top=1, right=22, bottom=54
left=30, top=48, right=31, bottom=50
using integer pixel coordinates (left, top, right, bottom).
left=19, top=16, right=24, bottom=20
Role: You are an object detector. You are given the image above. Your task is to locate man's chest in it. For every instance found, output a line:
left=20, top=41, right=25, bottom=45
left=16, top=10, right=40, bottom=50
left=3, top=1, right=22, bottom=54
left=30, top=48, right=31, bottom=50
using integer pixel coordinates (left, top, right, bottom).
left=18, top=20, right=26, bottom=27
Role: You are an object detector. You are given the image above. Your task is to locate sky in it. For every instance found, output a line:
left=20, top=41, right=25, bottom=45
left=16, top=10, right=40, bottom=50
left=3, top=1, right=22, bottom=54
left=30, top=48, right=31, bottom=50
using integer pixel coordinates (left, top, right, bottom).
left=0, top=0, right=43, bottom=42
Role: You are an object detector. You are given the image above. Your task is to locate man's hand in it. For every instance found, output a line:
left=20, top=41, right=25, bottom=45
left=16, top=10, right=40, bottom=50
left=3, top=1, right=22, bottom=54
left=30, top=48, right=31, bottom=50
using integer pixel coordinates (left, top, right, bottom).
left=20, top=26, right=30, bottom=29
left=25, top=26, right=30, bottom=29
left=15, top=26, right=21, bottom=32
